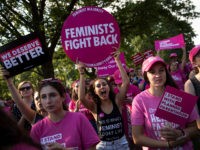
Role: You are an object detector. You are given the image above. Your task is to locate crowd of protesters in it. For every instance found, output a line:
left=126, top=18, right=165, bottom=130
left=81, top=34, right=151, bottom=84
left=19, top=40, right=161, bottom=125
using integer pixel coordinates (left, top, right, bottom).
left=0, top=45, right=200, bottom=150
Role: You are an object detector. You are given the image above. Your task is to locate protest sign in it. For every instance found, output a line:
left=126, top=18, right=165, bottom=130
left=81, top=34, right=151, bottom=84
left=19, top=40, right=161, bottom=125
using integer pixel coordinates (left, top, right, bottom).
left=143, top=50, right=154, bottom=59
left=61, top=6, right=120, bottom=67
left=0, top=32, right=49, bottom=76
left=155, top=86, right=198, bottom=125
left=131, top=53, right=144, bottom=65
left=96, top=52, right=126, bottom=77
left=155, top=34, right=185, bottom=51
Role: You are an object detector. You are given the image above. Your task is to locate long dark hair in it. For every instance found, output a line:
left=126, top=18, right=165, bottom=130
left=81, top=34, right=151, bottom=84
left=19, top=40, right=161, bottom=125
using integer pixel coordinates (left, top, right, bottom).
left=0, top=108, right=42, bottom=149
left=89, top=77, right=116, bottom=105
left=143, top=67, right=179, bottom=89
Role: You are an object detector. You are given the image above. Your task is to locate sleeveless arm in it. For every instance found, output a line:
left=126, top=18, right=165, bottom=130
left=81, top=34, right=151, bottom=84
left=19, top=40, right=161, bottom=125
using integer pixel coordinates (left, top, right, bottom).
left=180, top=47, right=186, bottom=71
left=77, top=62, right=96, bottom=113
left=2, top=73, right=36, bottom=124
left=113, top=50, right=129, bottom=108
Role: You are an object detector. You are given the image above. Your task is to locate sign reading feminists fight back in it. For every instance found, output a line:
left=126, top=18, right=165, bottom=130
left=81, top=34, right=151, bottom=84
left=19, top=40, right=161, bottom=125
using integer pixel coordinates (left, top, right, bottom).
left=61, top=6, right=120, bottom=67
left=0, top=32, right=49, bottom=76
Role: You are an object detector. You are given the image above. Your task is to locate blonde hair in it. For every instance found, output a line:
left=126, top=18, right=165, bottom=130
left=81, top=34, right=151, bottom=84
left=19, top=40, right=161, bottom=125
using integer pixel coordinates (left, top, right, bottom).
left=17, top=81, right=34, bottom=97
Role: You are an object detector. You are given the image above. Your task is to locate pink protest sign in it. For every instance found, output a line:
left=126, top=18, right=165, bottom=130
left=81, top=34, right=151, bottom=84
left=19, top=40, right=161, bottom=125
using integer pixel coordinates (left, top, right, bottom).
left=155, top=86, right=198, bottom=125
left=155, top=34, right=185, bottom=51
left=61, top=6, right=120, bottom=67
left=96, top=52, right=126, bottom=77
left=143, top=50, right=154, bottom=59
left=131, top=53, right=143, bottom=65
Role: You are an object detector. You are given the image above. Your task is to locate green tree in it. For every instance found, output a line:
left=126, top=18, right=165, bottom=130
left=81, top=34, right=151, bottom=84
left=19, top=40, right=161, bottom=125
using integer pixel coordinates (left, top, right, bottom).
left=114, top=0, right=199, bottom=65
left=0, top=0, right=114, bottom=78
left=0, top=0, right=199, bottom=99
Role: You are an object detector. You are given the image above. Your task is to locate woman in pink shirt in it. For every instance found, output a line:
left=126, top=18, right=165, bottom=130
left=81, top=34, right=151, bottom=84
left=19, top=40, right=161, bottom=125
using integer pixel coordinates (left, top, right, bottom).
left=30, top=78, right=100, bottom=150
left=131, top=56, right=199, bottom=150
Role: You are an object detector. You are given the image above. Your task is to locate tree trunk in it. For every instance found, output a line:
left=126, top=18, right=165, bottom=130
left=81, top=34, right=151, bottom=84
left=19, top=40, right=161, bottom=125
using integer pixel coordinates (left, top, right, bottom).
left=41, top=59, right=55, bottom=78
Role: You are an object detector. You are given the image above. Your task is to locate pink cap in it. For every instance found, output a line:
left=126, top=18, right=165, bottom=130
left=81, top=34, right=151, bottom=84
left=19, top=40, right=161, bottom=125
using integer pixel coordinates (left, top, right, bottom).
left=189, top=45, right=200, bottom=63
left=113, top=70, right=122, bottom=84
left=142, top=56, right=166, bottom=75
left=129, top=68, right=134, bottom=73
left=169, top=53, right=177, bottom=58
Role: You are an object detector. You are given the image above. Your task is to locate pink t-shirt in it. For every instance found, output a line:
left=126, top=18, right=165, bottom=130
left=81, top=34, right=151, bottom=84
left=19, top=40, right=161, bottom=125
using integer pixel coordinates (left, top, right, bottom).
left=170, top=70, right=186, bottom=90
left=114, top=84, right=141, bottom=102
left=131, top=90, right=199, bottom=150
left=31, top=112, right=99, bottom=150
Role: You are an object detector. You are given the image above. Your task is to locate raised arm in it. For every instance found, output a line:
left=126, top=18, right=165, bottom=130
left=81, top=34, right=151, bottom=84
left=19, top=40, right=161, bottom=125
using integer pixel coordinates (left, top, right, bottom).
left=77, top=62, right=96, bottom=113
left=112, top=50, right=129, bottom=107
left=180, top=47, right=186, bottom=71
left=0, top=68, right=36, bottom=124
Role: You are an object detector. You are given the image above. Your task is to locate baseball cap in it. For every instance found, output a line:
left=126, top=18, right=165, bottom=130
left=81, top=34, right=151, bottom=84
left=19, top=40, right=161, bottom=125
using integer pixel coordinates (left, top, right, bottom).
left=129, top=68, right=134, bottom=73
left=142, top=56, right=166, bottom=75
left=189, top=45, right=200, bottom=63
left=113, top=70, right=122, bottom=84
left=169, top=53, right=177, bottom=58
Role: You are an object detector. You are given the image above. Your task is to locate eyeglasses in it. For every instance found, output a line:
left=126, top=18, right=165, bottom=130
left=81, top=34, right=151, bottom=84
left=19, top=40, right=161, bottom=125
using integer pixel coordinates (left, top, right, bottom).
left=19, top=86, right=31, bottom=91
left=95, top=82, right=108, bottom=88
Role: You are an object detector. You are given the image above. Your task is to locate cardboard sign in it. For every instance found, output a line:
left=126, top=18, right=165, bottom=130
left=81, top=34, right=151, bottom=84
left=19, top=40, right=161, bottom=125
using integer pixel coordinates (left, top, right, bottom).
left=131, top=53, right=144, bottom=65
left=96, top=52, right=126, bottom=77
left=155, top=86, right=198, bottom=125
left=155, top=34, right=185, bottom=51
left=61, top=6, right=120, bottom=67
left=0, top=32, right=49, bottom=76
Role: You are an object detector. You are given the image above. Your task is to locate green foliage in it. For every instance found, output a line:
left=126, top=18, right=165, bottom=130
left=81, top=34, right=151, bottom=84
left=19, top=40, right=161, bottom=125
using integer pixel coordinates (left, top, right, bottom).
left=113, top=0, right=199, bottom=66
left=0, top=0, right=199, bottom=99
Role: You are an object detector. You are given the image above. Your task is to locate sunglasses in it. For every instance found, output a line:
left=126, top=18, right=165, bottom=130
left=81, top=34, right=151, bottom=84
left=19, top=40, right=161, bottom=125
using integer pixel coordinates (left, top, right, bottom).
left=19, top=86, right=31, bottom=91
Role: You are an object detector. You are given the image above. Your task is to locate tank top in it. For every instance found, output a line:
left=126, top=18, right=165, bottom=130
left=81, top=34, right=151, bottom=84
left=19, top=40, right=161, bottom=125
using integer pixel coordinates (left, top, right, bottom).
left=97, top=100, right=124, bottom=141
left=190, top=76, right=200, bottom=114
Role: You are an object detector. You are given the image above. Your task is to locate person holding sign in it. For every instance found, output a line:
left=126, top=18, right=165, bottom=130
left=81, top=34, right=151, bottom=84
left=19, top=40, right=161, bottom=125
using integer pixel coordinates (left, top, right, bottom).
left=78, top=49, right=130, bottom=150
left=0, top=68, right=47, bottom=125
left=0, top=68, right=37, bottom=132
left=168, top=47, right=187, bottom=90
left=131, top=56, right=199, bottom=149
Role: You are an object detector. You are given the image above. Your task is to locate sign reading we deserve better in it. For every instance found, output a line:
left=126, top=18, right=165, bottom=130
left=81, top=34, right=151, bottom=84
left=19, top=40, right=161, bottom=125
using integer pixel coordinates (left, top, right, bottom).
left=155, top=86, right=198, bottom=125
left=155, top=34, right=185, bottom=51
left=61, top=6, right=120, bottom=67
left=0, top=33, right=49, bottom=76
